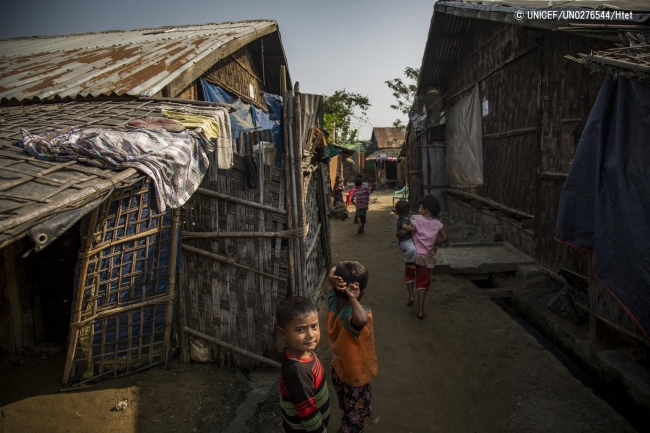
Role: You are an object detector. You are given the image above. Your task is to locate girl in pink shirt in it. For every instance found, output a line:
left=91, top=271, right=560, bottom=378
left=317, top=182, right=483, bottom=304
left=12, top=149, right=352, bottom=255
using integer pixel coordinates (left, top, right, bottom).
left=400, top=196, right=448, bottom=319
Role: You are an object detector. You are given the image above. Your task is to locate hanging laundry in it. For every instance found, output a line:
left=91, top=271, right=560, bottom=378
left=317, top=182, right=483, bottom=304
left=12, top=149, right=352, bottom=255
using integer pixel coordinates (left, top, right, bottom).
left=20, top=126, right=215, bottom=212
left=160, top=105, right=233, bottom=169
left=162, top=110, right=220, bottom=140
left=126, top=116, right=185, bottom=132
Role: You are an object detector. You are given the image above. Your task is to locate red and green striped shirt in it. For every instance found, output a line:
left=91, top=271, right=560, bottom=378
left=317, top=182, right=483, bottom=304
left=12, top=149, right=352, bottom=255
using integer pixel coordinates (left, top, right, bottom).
left=279, top=350, right=330, bottom=432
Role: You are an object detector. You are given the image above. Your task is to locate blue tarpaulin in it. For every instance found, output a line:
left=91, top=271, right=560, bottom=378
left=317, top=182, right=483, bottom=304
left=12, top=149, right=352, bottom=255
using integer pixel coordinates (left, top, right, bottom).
left=556, top=75, right=650, bottom=339
left=201, top=78, right=283, bottom=165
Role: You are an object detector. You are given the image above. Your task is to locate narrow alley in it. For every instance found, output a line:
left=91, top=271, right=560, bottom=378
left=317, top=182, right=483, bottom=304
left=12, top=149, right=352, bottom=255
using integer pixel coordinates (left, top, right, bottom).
left=307, top=190, right=635, bottom=433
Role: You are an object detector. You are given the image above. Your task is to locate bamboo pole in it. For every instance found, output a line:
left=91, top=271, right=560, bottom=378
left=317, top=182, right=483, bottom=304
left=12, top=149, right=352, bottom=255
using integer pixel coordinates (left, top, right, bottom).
left=283, top=86, right=296, bottom=298
left=70, top=293, right=177, bottom=328
left=163, top=209, right=180, bottom=367
left=444, top=188, right=535, bottom=220
left=62, top=207, right=100, bottom=386
left=293, top=86, right=307, bottom=295
left=183, top=327, right=281, bottom=368
left=195, top=188, right=287, bottom=215
left=287, top=90, right=302, bottom=296
left=182, top=227, right=307, bottom=239
left=181, top=244, right=286, bottom=282
left=287, top=90, right=303, bottom=296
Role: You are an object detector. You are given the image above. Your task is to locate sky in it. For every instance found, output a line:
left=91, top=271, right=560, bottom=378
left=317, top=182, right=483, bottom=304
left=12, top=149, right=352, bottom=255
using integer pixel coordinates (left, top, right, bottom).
left=0, top=0, right=436, bottom=140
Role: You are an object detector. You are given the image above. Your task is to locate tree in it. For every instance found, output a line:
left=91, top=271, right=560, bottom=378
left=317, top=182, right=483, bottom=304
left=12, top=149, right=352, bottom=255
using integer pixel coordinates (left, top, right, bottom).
left=323, top=90, right=370, bottom=144
left=385, top=67, right=420, bottom=128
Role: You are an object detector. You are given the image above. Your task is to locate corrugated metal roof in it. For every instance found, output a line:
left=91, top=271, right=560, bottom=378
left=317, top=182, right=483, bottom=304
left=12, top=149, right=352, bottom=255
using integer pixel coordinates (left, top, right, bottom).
left=0, top=20, right=278, bottom=102
left=417, top=1, right=650, bottom=98
left=371, top=127, right=405, bottom=148
left=444, top=0, right=650, bottom=10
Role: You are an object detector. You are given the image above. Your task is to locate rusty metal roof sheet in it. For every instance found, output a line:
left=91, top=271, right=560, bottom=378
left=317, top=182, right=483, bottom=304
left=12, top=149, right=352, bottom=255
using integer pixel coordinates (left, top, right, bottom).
left=417, top=1, right=650, bottom=99
left=0, top=20, right=278, bottom=102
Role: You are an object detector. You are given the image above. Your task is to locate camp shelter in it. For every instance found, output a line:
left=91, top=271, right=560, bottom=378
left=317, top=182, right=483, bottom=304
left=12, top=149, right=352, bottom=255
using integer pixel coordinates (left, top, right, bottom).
left=405, top=1, right=650, bottom=347
left=365, top=127, right=406, bottom=189
left=332, top=141, right=366, bottom=184
left=0, top=20, right=331, bottom=386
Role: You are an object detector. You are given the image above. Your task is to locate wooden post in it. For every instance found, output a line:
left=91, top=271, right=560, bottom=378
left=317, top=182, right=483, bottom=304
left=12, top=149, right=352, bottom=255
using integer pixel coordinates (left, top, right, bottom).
left=287, top=90, right=302, bottom=296
left=163, top=209, right=181, bottom=366
left=4, top=244, right=25, bottom=354
left=294, top=86, right=307, bottom=295
left=62, top=207, right=100, bottom=386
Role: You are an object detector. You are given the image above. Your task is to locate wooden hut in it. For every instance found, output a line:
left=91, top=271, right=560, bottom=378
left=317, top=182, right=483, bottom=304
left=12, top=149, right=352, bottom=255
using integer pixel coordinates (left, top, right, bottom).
left=0, top=20, right=331, bottom=386
left=365, top=127, right=405, bottom=188
left=405, top=0, right=650, bottom=346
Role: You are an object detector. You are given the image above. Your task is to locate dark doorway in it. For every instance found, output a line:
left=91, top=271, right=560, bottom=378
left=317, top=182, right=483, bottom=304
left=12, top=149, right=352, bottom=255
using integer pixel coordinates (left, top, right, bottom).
left=24, top=222, right=81, bottom=344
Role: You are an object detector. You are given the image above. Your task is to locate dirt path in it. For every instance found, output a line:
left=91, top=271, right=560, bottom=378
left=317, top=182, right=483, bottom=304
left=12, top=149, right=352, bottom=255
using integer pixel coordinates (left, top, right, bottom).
left=0, top=190, right=637, bottom=433
left=316, top=190, right=635, bottom=432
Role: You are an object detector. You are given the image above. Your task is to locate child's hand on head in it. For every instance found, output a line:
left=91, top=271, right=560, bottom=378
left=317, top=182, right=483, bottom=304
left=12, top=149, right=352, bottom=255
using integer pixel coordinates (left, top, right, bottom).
left=329, top=275, right=347, bottom=291
left=343, top=282, right=361, bottom=300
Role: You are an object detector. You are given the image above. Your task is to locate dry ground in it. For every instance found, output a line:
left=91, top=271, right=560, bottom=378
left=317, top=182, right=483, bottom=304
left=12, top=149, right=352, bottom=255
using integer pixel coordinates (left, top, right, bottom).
left=0, top=190, right=637, bottom=433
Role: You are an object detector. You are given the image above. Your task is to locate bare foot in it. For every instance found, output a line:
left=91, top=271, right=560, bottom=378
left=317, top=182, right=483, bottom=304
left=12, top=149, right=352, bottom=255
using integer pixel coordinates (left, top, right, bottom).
left=418, top=311, right=425, bottom=319
left=407, top=298, right=414, bottom=307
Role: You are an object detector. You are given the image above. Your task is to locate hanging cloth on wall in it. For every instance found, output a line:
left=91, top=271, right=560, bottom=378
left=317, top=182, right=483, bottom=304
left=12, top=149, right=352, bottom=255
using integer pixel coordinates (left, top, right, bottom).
left=162, top=110, right=221, bottom=141
left=201, top=78, right=284, bottom=167
left=445, top=84, right=484, bottom=187
left=556, top=75, right=650, bottom=340
left=160, top=105, right=233, bottom=169
left=244, top=154, right=258, bottom=189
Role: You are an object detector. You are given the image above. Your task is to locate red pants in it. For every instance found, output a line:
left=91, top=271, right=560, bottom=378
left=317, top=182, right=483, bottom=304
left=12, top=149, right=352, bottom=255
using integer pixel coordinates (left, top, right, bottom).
left=404, top=265, right=432, bottom=291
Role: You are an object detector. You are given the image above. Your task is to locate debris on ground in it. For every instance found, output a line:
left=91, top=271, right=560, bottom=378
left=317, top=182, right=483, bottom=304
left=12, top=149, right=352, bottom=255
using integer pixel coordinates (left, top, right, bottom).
left=113, top=401, right=128, bottom=411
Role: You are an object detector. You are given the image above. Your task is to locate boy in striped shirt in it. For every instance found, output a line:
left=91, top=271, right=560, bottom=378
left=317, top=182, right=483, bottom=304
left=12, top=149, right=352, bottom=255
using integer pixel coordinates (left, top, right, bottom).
left=351, top=178, right=373, bottom=234
left=277, top=296, right=330, bottom=433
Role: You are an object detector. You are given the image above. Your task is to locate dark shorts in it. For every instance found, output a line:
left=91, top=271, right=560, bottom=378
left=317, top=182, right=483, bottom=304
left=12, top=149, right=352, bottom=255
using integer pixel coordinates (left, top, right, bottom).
left=404, top=265, right=432, bottom=291
left=354, top=209, right=367, bottom=224
left=331, top=367, right=371, bottom=433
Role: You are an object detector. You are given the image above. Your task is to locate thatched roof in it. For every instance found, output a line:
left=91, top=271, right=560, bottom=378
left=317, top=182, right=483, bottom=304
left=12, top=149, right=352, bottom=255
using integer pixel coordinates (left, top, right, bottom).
left=0, top=98, right=227, bottom=250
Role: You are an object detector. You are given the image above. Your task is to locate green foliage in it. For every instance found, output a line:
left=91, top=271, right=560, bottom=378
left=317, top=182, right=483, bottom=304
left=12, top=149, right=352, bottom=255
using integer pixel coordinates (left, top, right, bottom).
left=385, top=67, right=420, bottom=128
left=323, top=90, right=370, bottom=144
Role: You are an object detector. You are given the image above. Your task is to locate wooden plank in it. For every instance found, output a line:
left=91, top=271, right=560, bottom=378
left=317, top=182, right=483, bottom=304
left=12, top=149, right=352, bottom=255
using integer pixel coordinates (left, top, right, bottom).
left=183, top=327, right=281, bottom=368
left=483, top=127, right=537, bottom=140
left=182, top=244, right=286, bottom=282
left=196, top=187, right=287, bottom=215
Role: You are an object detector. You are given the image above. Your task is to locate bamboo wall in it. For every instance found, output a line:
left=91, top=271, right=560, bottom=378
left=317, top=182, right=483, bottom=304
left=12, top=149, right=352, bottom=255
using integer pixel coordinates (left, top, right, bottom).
left=431, top=21, right=609, bottom=277
left=302, top=164, right=330, bottom=304
left=204, top=44, right=268, bottom=109
left=181, top=153, right=288, bottom=367
left=535, top=31, right=607, bottom=276
left=64, top=178, right=178, bottom=385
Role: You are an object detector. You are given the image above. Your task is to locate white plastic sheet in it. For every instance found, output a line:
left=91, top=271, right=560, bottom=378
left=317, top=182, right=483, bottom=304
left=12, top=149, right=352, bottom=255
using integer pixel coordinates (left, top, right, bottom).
left=445, top=85, right=484, bottom=187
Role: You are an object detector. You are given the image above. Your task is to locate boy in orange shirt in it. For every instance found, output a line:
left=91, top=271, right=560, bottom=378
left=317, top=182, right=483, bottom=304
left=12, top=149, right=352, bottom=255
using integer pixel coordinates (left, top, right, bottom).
left=327, top=261, right=377, bottom=433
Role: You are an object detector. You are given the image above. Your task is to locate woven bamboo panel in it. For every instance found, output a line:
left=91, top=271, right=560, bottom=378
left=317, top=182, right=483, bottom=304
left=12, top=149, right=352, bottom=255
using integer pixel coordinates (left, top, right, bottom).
left=204, top=44, right=268, bottom=109
left=69, top=178, right=175, bottom=382
left=181, top=148, right=288, bottom=367
left=302, top=167, right=328, bottom=304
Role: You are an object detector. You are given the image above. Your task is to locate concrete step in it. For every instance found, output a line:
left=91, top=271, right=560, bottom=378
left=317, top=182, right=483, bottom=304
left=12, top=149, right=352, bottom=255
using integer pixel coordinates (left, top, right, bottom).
left=434, top=242, right=535, bottom=275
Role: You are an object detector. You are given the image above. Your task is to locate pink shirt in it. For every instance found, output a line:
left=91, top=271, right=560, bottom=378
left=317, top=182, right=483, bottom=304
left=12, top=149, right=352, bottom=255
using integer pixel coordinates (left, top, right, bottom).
left=411, top=215, right=443, bottom=257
